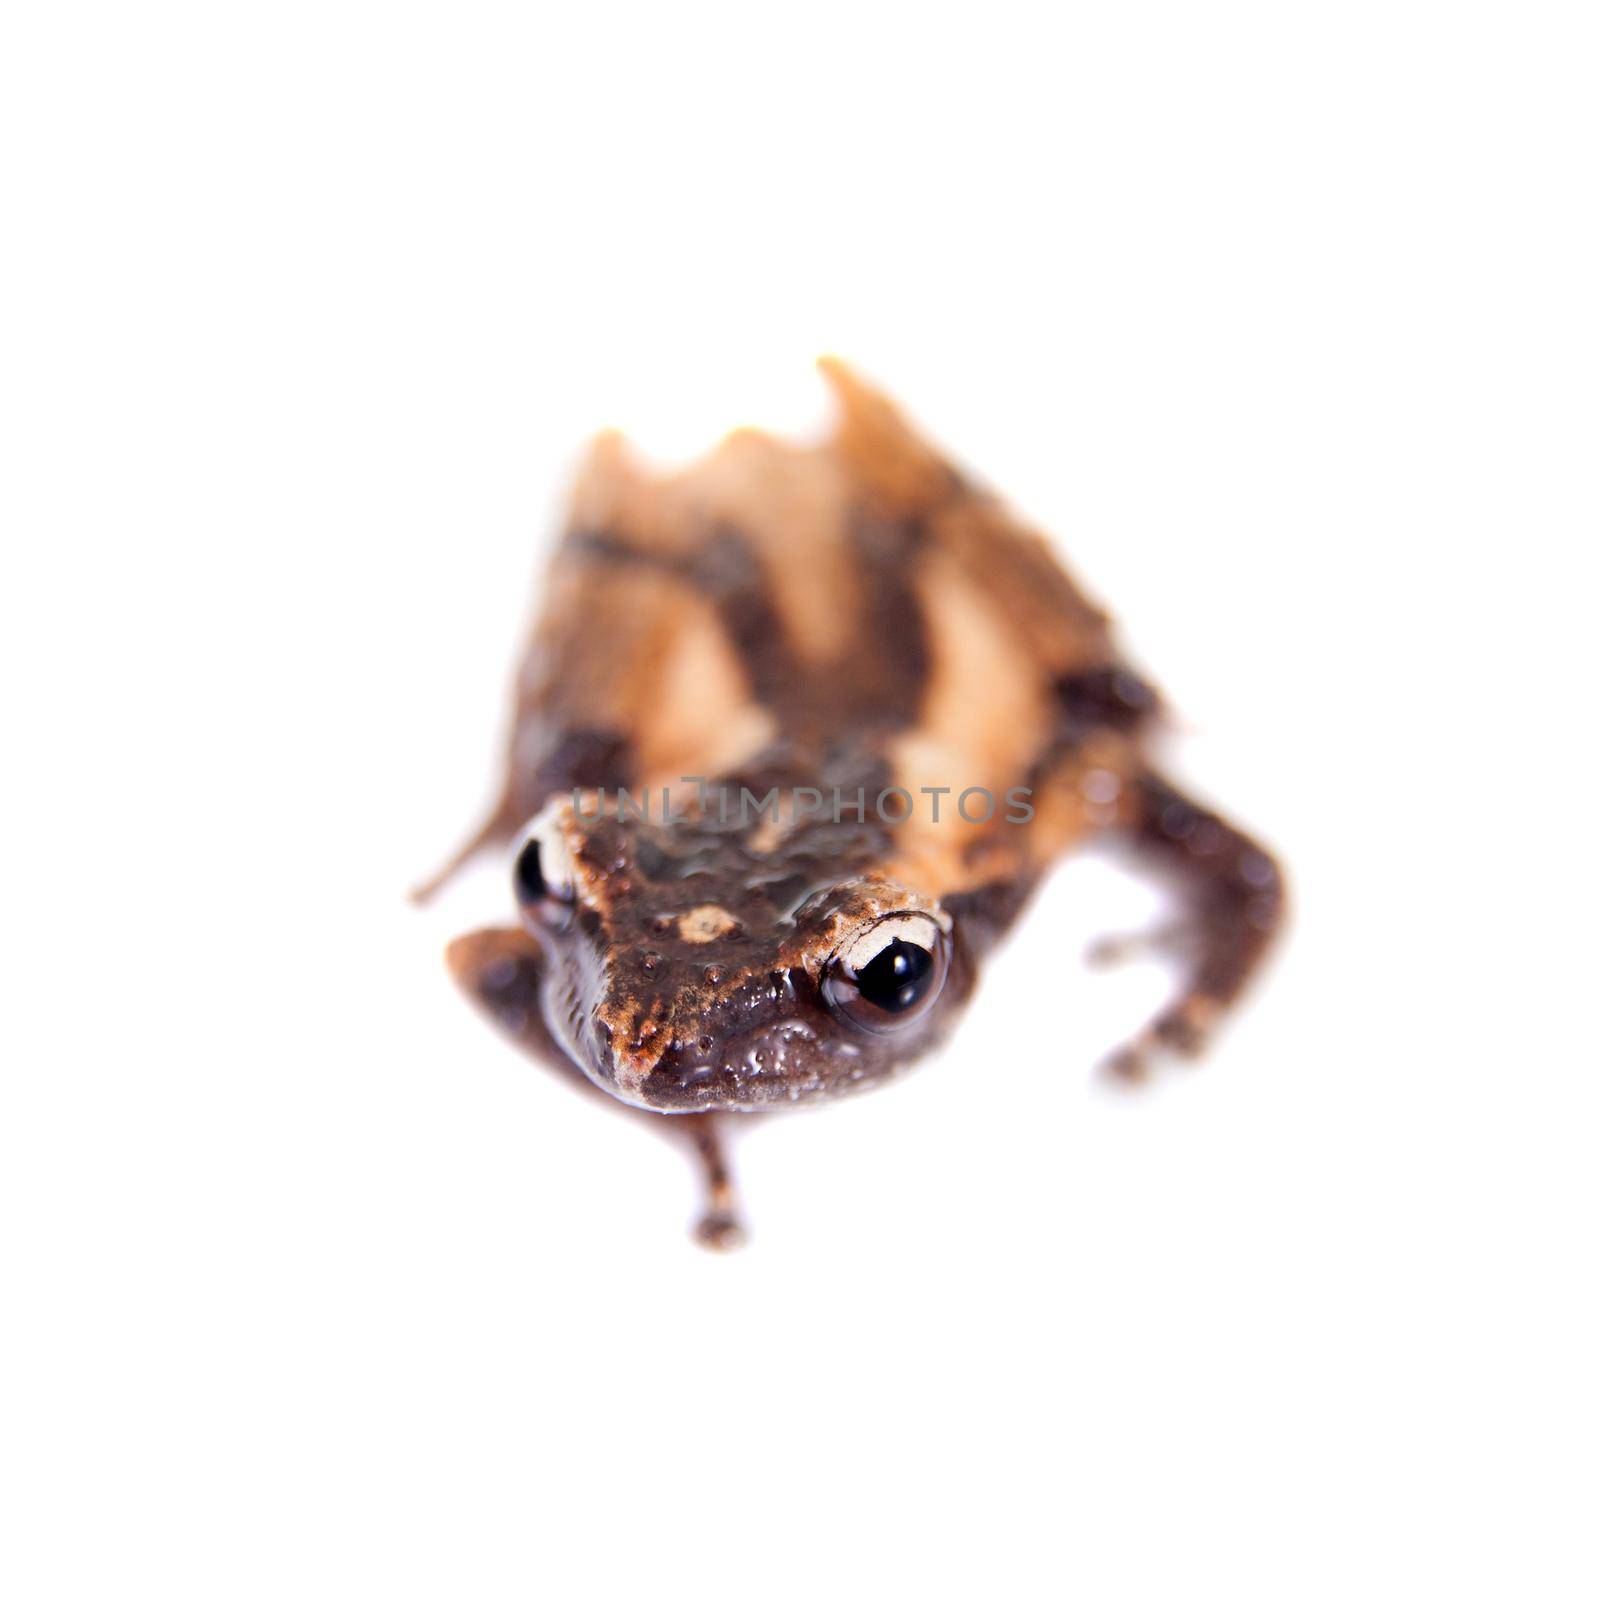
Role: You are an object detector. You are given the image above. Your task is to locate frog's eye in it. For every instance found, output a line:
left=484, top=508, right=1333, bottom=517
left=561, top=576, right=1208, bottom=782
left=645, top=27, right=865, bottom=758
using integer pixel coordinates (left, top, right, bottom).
left=822, top=912, right=949, bottom=1033
left=512, top=807, right=578, bottom=915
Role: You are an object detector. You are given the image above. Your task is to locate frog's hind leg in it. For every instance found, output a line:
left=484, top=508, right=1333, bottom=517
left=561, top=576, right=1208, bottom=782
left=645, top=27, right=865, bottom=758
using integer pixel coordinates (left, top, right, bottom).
left=1100, top=771, right=1286, bottom=1082
left=445, top=926, right=749, bottom=1248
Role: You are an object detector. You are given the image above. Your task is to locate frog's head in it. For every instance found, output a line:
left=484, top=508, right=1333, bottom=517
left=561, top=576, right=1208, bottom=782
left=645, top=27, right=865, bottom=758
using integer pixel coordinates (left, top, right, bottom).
left=509, top=793, right=973, bottom=1111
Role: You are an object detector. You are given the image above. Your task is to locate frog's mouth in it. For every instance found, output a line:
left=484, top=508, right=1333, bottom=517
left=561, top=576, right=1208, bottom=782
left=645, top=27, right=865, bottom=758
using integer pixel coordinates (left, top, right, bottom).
left=631, top=1017, right=875, bottom=1111
left=535, top=936, right=877, bottom=1113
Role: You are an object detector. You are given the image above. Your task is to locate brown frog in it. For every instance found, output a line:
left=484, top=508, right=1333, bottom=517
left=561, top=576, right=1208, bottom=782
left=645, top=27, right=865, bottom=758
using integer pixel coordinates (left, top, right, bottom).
left=415, top=361, right=1284, bottom=1246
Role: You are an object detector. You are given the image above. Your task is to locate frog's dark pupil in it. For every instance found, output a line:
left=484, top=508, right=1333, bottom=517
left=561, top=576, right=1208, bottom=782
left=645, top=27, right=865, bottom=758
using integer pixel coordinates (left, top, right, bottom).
left=856, top=939, right=934, bottom=1013
left=514, top=837, right=547, bottom=902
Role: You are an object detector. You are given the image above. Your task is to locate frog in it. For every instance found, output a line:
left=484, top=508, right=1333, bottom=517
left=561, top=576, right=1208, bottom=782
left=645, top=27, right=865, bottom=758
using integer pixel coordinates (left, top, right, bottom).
left=413, top=360, right=1284, bottom=1247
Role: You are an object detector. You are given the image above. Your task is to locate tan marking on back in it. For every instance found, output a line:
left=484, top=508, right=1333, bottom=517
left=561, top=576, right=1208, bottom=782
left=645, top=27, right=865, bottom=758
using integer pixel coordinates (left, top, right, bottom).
left=686, top=429, right=856, bottom=666
left=630, top=599, right=775, bottom=787
left=819, top=357, right=1113, bottom=670
left=553, top=363, right=1116, bottom=819
left=528, top=561, right=772, bottom=786
left=927, top=496, right=1111, bottom=675
left=525, top=563, right=666, bottom=730
left=571, top=415, right=860, bottom=672
left=885, top=550, right=1053, bottom=896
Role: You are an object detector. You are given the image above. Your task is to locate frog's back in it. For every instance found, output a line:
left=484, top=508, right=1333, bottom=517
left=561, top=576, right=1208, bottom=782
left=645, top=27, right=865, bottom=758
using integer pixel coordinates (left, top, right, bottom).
left=509, top=361, right=1122, bottom=831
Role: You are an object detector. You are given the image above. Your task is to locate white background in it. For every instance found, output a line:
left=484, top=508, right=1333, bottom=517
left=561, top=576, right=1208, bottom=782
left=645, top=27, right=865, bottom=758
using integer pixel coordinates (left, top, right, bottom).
left=4, top=4, right=1597, bottom=1596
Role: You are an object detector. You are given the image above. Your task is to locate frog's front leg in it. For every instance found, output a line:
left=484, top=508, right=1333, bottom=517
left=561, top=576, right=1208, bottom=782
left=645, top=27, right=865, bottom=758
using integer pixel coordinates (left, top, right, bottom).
left=1100, top=771, right=1285, bottom=1081
left=445, top=926, right=748, bottom=1248
left=683, top=1117, right=745, bottom=1251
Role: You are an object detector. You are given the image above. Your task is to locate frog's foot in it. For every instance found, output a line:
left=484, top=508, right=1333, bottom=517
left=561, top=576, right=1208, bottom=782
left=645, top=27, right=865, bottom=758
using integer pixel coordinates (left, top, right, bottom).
left=1096, top=769, right=1284, bottom=1085
left=1100, top=995, right=1219, bottom=1084
left=684, top=1114, right=748, bottom=1252
left=693, top=1208, right=748, bottom=1251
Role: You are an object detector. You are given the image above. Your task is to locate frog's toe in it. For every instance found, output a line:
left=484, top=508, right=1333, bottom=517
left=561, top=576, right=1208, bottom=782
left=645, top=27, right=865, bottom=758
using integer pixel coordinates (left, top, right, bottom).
left=1100, top=1039, right=1157, bottom=1086
left=692, top=1209, right=748, bottom=1251
left=1100, top=997, right=1218, bottom=1085
left=1085, top=922, right=1192, bottom=969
